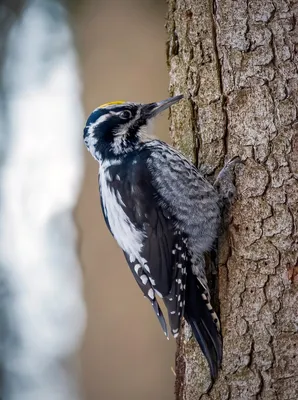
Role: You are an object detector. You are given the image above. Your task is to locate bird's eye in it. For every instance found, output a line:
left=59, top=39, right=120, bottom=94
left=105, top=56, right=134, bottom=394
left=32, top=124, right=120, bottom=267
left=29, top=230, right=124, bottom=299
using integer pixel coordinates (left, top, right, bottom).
left=119, top=110, right=132, bottom=119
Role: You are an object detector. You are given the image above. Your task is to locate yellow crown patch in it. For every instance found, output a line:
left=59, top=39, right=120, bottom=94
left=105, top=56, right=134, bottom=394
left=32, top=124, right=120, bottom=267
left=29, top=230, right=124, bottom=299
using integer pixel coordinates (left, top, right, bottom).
left=98, top=101, right=125, bottom=108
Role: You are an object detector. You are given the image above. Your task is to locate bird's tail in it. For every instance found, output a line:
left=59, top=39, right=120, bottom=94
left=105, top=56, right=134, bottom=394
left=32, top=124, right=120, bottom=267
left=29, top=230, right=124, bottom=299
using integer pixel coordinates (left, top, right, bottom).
left=184, top=272, right=222, bottom=381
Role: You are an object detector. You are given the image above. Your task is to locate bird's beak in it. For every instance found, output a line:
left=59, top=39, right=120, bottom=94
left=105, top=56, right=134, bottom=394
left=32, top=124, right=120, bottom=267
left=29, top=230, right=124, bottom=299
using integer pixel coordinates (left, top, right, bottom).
left=145, top=95, right=183, bottom=118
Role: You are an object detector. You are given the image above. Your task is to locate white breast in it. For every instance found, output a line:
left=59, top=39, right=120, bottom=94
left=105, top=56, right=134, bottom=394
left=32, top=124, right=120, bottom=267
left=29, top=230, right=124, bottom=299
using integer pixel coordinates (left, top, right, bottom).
left=99, top=167, right=145, bottom=261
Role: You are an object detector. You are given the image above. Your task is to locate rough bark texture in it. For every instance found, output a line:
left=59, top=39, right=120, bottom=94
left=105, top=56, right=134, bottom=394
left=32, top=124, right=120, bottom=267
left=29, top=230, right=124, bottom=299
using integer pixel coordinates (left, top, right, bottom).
left=166, top=1, right=298, bottom=399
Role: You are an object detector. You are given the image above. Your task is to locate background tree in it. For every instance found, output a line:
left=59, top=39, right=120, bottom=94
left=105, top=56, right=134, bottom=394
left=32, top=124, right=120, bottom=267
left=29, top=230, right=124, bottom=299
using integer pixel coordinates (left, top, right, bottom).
left=166, top=0, right=298, bottom=399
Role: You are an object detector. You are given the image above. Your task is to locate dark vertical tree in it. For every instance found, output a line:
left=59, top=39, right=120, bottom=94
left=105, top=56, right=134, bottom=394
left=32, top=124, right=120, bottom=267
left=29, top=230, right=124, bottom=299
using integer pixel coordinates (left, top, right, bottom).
left=167, top=1, right=298, bottom=398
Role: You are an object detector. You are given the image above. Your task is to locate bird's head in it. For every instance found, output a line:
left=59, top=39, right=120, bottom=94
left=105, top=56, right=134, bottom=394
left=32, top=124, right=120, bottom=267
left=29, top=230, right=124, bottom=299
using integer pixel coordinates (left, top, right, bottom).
left=83, top=95, right=183, bottom=162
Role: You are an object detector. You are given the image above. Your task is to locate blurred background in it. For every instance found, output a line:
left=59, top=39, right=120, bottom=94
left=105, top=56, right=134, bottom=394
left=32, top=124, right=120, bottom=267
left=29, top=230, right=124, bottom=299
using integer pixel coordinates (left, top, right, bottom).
left=0, top=0, right=174, bottom=399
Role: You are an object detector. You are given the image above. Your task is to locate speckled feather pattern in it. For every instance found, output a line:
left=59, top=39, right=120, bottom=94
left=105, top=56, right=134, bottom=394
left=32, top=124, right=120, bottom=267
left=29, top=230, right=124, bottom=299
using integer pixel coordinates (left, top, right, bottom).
left=145, top=140, right=221, bottom=287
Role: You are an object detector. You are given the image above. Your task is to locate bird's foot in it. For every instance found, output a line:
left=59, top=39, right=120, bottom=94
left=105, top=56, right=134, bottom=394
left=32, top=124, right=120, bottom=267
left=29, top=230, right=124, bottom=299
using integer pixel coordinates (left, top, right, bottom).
left=214, top=156, right=242, bottom=205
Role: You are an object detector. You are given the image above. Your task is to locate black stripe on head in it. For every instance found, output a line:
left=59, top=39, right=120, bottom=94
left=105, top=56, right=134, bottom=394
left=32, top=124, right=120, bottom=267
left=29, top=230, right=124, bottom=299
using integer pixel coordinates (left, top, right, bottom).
left=85, top=108, right=110, bottom=127
left=113, top=104, right=139, bottom=118
left=85, top=104, right=139, bottom=129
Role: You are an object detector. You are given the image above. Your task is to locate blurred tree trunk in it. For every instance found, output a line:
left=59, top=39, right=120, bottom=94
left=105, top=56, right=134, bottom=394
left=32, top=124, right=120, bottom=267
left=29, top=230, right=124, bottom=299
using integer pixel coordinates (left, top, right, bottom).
left=166, top=1, right=298, bottom=399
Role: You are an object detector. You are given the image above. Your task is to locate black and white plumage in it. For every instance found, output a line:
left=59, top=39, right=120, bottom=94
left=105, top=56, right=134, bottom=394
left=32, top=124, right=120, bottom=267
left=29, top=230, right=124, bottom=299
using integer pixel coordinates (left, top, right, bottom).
left=83, top=96, right=235, bottom=381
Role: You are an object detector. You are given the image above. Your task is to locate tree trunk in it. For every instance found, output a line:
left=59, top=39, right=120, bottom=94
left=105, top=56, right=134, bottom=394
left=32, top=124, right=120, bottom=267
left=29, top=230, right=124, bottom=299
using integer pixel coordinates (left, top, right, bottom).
left=166, top=1, right=298, bottom=399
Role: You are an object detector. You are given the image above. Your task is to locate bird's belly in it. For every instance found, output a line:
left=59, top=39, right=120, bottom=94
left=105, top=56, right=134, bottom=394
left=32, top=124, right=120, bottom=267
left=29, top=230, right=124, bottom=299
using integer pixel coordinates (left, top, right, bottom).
left=100, top=172, right=144, bottom=260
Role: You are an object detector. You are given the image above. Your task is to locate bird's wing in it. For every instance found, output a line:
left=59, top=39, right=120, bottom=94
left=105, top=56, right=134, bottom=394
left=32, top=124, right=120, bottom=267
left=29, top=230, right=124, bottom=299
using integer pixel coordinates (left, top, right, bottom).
left=100, top=155, right=189, bottom=337
left=144, top=141, right=221, bottom=292
left=141, top=143, right=223, bottom=379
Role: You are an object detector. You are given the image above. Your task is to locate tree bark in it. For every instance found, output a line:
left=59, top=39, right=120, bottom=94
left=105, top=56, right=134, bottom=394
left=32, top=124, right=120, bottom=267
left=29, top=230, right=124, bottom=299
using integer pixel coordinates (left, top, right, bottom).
left=166, top=1, right=298, bottom=399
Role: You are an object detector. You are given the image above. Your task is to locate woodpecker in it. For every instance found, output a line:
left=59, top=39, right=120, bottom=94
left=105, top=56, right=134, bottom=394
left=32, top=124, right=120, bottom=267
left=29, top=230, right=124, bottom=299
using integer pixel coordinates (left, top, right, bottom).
left=83, top=95, right=238, bottom=381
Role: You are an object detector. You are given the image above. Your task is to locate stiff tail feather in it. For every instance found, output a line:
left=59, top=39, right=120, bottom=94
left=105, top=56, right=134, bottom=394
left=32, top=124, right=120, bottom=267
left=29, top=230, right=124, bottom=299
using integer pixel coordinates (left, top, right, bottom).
left=184, top=272, right=222, bottom=381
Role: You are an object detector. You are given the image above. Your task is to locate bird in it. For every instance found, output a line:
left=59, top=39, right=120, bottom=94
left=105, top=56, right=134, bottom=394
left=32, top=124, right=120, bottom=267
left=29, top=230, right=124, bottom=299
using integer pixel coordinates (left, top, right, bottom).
left=83, top=95, right=238, bottom=381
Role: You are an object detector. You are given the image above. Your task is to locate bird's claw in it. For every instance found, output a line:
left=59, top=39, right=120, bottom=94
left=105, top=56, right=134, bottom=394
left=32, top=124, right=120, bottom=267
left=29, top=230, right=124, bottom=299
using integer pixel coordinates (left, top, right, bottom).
left=214, top=156, right=242, bottom=205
